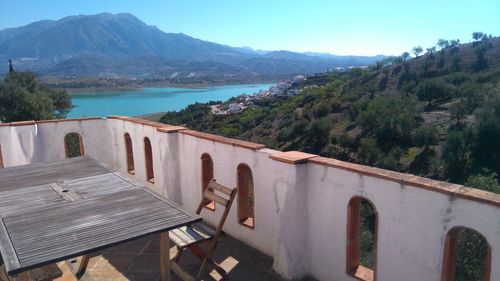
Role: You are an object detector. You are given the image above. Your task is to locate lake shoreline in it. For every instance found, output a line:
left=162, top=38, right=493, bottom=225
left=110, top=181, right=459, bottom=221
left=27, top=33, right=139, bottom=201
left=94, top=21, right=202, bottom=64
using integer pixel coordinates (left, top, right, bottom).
left=67, top=83, right=273, bottom=118
left=64, top=81, right=275, bottom=94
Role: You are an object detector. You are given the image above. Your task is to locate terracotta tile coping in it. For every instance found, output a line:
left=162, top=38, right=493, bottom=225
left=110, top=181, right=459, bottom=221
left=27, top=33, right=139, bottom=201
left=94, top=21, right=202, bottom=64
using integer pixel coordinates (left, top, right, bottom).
left=3, top=120, right=36, bottom=126
left=37, top=117, right=102, bottom=124
left=181, top=130, right=266, bottom=150
left=0, top=117, right=103, bottom=127
left=107, top=115, right=169, bottom=129
left=309, top=157, right=500, bottom=208
left=109, top=115, right=187, bottom=133
left=108, top=116, right=265, bottom=150
left=156, top=126, right=186, bottom=133
left=269, top=151, right=318, bottom=164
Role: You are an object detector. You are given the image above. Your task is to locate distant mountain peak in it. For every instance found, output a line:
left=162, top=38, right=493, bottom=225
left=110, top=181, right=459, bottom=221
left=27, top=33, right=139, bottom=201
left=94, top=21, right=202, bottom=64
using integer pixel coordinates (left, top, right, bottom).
left=0, top=13, right=385, bottom=77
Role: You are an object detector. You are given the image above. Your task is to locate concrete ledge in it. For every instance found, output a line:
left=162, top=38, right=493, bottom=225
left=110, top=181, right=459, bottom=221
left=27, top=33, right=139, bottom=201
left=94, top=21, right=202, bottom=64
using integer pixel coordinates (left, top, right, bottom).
left=181, top=130, right=266, bottom=150
left=270, top=151, right=318, bottom=164
left=309, top=157, right=500, bottom=208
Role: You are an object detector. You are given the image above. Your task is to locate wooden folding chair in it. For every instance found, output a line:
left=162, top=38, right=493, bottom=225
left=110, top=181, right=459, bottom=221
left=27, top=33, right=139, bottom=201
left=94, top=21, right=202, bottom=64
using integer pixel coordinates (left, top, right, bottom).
left=170, top=179, right=237, bottom=280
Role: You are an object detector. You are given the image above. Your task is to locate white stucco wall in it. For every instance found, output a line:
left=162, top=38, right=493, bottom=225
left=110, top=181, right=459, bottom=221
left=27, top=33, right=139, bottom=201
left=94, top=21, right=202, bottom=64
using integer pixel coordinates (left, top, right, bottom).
left=306, top=164, right=500, bottom=281
left=0, top=119, right=111, bottom=166
left=1, top=117, right=499, bottom=281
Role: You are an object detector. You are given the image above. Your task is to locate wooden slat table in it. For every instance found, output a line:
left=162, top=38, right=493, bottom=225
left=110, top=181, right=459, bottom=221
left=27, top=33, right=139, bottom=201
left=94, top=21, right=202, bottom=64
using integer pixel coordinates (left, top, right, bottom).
left=0, top=156, right=201, bottom=281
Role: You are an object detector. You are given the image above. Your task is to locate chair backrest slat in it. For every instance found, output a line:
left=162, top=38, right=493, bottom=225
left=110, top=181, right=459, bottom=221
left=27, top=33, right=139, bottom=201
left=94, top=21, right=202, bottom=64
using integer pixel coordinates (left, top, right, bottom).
left=213, top=186, right=237, bottom=239
left=203, top=190, right=228, bottom=207
left=207, top=181, right=233, bottom=196
left=195, top=179, right=237, bottom=238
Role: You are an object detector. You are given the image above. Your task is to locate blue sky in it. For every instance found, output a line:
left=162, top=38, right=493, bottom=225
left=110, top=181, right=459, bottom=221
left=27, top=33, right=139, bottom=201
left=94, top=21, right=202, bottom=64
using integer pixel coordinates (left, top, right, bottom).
left=0, top=0, right=498, bottom=56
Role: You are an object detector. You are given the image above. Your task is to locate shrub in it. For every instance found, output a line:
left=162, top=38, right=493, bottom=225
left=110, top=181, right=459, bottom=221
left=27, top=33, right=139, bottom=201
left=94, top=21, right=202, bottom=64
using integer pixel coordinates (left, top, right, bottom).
left=358, top=138, right=381, bottom=165
left=413, top=125, right=439, bottom=147
left=466, top=169, right=500, bottom=193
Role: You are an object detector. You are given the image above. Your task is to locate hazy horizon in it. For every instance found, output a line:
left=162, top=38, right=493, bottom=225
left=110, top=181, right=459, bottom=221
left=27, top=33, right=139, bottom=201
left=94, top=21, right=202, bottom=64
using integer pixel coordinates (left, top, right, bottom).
left=0, top=0, right=499, bottom=56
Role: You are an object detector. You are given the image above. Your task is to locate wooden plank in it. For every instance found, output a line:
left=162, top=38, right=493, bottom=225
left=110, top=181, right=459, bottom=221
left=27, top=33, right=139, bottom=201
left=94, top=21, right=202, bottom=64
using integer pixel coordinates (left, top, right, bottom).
left=207, top=181, right=233, bottom=195
left=49, top=183, right=81, bottom=202
left=6, top=193, right=163, bottom=233
left=0, top=157, right=109, bottom=192
left=0, top=218, right=20, bottom=275
left=64, top=173, right=137, bottom=199
left=170, top=222, right=214, bottom=247
left=1, top=189, right=201, bottom=275
left=12, top=208, right=184, bottom=252
left=160, top=232, right=171, bottom=281
left=14, top=213, right=189, bottom=258
left=0, top=184, right=66, bottom=216
left=15, top=215, right=197, bottom=274
left=9, top=201, right=175, bottom=239
left=203, top=190, right=228, bottom=207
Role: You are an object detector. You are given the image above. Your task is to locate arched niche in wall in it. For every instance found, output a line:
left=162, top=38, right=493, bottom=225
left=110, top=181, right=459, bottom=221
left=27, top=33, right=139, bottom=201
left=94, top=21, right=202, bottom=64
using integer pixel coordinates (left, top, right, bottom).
left=237, top=163, right=254, bottom=228
left=201, top=153, right=215, bottom=210
left=144, top=137, right=154, bottom=183
left=441, top=226, right=491, bottom=281
left=64, top=132, right=84, bottom=158
left=124, top=133, right=135, bottom=174
left=346, top=196, right=377, bottom=281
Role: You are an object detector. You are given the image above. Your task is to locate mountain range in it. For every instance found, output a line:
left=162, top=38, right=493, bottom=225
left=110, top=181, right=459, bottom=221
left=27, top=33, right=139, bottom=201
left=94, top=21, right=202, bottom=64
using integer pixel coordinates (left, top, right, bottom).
left=0, top=13, right=385, bottom=78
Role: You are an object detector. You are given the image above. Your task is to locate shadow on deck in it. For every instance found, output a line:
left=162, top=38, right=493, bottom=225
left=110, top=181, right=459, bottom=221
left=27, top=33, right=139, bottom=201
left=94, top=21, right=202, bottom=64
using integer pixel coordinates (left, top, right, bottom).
left=3, top=234, right=316, bottom=281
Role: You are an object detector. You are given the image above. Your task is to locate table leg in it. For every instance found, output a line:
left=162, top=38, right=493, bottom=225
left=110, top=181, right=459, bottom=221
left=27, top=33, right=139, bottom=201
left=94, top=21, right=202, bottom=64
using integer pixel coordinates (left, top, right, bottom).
left=160, top=231, right=171, bottom=281
left=76, top=255, right=90, bottom=277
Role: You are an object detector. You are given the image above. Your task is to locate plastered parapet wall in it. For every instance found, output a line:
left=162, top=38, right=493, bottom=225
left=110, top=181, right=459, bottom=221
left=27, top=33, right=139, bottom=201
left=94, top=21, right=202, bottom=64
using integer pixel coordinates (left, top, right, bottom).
left=0, top=116, right=499, bottom=281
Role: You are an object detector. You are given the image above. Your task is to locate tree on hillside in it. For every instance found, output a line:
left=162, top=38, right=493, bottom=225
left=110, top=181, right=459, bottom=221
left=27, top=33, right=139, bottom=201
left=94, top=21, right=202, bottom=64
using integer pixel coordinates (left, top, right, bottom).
left=437, top=39, right=450, bottom=50
left=412, top=46, right=423, bottom=57
left=357, top=94, right=418, bottom=149
left=449, top=39, right=460, bottom=47
left=401, top=52, right=411, bottom=61
left=426, top=46, right=436, bottom=54
left=415, top=78, right=453, bottom=109
left=0, top=71, right=72, bottom=122
left=450, top=100, right=468, bottom=127
left=472, top=32, right=486, bottom=42
left=443, top=129, right=473, bottom=181
left=472, top=98, right=500, bottom=174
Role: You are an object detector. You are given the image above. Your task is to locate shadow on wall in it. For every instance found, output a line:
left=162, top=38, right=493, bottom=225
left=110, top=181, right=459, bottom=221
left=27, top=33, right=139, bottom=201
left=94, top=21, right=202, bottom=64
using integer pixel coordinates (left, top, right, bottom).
left=0, top=143, right=3, bottom=168
left=274, top=164, right=308, bottom=279
left=162, top=134, right=184, bottom=203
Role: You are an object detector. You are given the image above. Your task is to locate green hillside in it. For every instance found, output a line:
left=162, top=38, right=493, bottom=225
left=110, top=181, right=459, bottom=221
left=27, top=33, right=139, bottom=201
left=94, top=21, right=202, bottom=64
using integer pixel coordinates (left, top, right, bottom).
left=161, top=36, right=500, bottom=192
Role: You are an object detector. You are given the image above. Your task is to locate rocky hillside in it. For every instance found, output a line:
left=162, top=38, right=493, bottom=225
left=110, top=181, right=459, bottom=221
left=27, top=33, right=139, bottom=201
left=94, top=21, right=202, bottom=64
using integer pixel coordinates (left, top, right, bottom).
left=160, top=36, right=500, bottom=191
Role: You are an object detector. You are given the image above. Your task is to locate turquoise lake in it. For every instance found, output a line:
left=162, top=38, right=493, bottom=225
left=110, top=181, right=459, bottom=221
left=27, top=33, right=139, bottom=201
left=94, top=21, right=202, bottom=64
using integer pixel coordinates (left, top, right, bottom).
left=67, top=83, right=273, bottom=118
